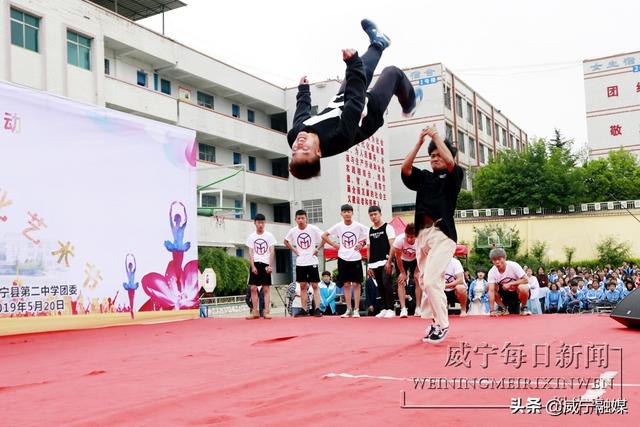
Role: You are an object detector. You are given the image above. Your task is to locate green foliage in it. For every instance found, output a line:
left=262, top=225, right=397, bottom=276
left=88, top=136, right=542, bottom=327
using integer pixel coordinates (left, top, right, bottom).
left=469, top=134, right=640, bottom=209
left=530, top=241, right=547, bottom=266
left=595, top=237, right=631, bottom=267
left=198, top=247, right=250, bottom=296
left=457, top=190, right=474, bottom=210
left=563, top=246, right=576, bottom=265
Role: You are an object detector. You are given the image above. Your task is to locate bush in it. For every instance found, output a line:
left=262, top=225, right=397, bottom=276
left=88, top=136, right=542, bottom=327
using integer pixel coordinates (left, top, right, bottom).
left=595, top=237, right=631, bottom=267
left=530, top=241, right=547, bottom=266
left=563, top=246, right=576, bottom=265
left=457, top=190, right=474, bottom=210
left=198, top=247, right=250, bottom=296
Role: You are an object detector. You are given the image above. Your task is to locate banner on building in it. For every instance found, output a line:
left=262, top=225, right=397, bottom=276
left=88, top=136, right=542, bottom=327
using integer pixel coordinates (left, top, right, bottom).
left=0, top=80, right=198, bottom=322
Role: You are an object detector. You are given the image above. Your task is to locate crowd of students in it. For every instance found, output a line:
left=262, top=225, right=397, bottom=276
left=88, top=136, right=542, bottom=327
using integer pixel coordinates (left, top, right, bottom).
left=244, top=209, right=638, bottom=319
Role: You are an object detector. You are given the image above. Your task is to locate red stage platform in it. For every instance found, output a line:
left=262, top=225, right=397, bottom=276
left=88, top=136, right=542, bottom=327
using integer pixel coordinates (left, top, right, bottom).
left=1, top=314, right=637, bottom=426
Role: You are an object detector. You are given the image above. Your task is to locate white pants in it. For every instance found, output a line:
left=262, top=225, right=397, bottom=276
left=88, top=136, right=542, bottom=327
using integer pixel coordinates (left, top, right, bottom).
left=416, top=226, right=457, bottom=328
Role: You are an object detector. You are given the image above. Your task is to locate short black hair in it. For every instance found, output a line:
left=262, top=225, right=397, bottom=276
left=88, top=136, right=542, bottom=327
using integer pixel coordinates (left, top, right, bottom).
left=289, top=157, right=321, bottom=179
left=254, top=213, right=266, bottom=221
left=405, top=223, right=416, bottom=236
left=340, top=204, right=353, bottom=212
left=368, top=205, right=381, bottom=213
left=428, top=138, right=457, bottom=158
left=295, top=209, right=307, bottom=217
left=322, top=271, right=331, bottom=276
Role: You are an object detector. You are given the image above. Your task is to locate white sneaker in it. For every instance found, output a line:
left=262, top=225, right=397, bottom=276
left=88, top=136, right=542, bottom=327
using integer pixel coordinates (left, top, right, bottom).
left=400, top=308, right=408, bottom=318
left=460, top=310, right=467, bottom=317
left=375, top=309, right=387, bottom=318
left=384, top=309, right=395, bottom=318
left=401, top=87, right=424, bottom=118
left=341, top=309, right=352, bottom=318
left=352, top=310, right=360, bottom=318
left=414, top=307, right=422, bottom=317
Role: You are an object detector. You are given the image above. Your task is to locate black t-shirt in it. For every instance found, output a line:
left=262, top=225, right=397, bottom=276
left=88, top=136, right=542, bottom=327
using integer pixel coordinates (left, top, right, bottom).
left=401, top=164, right=464, bottom=242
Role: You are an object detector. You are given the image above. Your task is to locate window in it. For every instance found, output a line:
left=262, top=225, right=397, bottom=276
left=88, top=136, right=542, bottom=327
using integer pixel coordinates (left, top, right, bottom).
left=301, top=199, right=323, bottom=223
left=486, top=116, right=492, bottom=136
left=510, top=134, right=515, bottom=149
left=457, top=130, right=465, bottom=154
left=271, top=158, right=289, bottom=178
left=455, top=95, right=463, bottom=118
left=444, top=85, right=452, bottom=110
left=467, top=103, right=474, bottom=124
left=137, top=70, right=147, bottom=87
left=488, top=148, right=494, bottom=160
left=202, top=194, right=217, bottom=208
left=445, top=123, right=453, bottom=142
left=198, top=143, right=215, bottom=162
left=236, top=248, right=244, bottom=258
left=250, top=202, right=258, bottom=220
left=469, top=137, right=476, bottom=159
left=273, top=203, right=291, bottom=223
left=67, top=30, right=92, bottom=70
left=495, top=124, right=501, bottom=142
left=160, top=78, right=171, bottom=95
left=502, top=129, right=507, bottom=146
left=153, top=73, right=159, bottom=91
left=275, top=249, right=291, bottom=274
left=10, top=8, right=40, bottom=52
left=247, top=110, right=255, bottom=123
left=515, top=138, right=520, bottom=149
left=104, top=58, right=111, bottom=75
left=233, top=152, right=241, bottom=165
left=310, top=105, right=319, bottom=115
left=232, top=104, right=240, bottom=118
left=478, top=111, right=483, bottom=131
left=197, top=91, right=214, bottom=109
left=234, top=200, right=242, bottom=219
left=248, top=156, right=256, bottom=172
left=479, top=145, right=486, bottom=164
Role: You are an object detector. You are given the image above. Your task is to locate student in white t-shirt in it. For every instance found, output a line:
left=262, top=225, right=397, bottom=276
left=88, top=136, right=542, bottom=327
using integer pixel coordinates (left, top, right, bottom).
left=245, top=213, right=277, bottom=320
left=487, top=248, right=531, bottom=316
left=284, top=209, right=325, bottom=317
left=392, top=223, right=419, bottom=318
left=444, top=257, right=468, bottom=316
left=526, top=267, right=542, bottom=314
left=322, top=204, right=369, bottom=318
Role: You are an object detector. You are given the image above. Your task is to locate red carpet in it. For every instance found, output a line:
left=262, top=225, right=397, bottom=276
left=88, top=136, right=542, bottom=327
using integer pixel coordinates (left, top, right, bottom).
left=1, top=314, right=638, bottom=426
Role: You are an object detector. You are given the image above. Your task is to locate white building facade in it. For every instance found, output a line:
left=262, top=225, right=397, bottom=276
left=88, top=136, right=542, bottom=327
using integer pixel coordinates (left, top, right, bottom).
left=384, top=64, right=528, bottom=212
left=584, top=50, right=640, bottom=158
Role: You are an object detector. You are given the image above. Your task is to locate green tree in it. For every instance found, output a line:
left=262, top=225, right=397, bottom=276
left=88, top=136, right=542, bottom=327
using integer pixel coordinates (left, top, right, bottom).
left=563, top=246, right=576, bottom=265
left=197, top=247, right=250, bottom=296
left=457, top=190, right=474, bottom=210
left=573, top=149, right=640, bottom=202
left=473, top=139, right=580, bottom=209
left=530, top=241, right=547, bottom=266
left=596, top=237, right=631, bottom=267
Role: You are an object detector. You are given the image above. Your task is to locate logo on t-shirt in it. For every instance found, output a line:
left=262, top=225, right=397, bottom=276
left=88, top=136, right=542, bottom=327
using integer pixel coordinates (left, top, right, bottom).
left=341, top=231, right=357, bottom=249
left=497, top=277, right=517, bottom=291
left=297, top=233, right=312, bottom=250
left=445, top=273, right=456, bottom=284
left=403, top=248, right=416, bottom=258
left=254, top=239, right=268, bottom=255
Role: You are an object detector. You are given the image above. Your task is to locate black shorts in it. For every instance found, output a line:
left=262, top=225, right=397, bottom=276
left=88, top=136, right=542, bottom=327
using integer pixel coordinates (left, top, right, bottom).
left=446, top=290, right=459, bottom=306
left=296, top=265, right=320, bottom=283
left=402, top=260, right=417, bottom=278
left=248, top=262, right=272, bottom=286
left=338, top=258, right=363, bottom=284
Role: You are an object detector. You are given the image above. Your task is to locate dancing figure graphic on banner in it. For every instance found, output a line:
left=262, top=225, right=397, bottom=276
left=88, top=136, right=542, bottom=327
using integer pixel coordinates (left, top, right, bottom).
left=122, top=253, right=139, bottom=319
